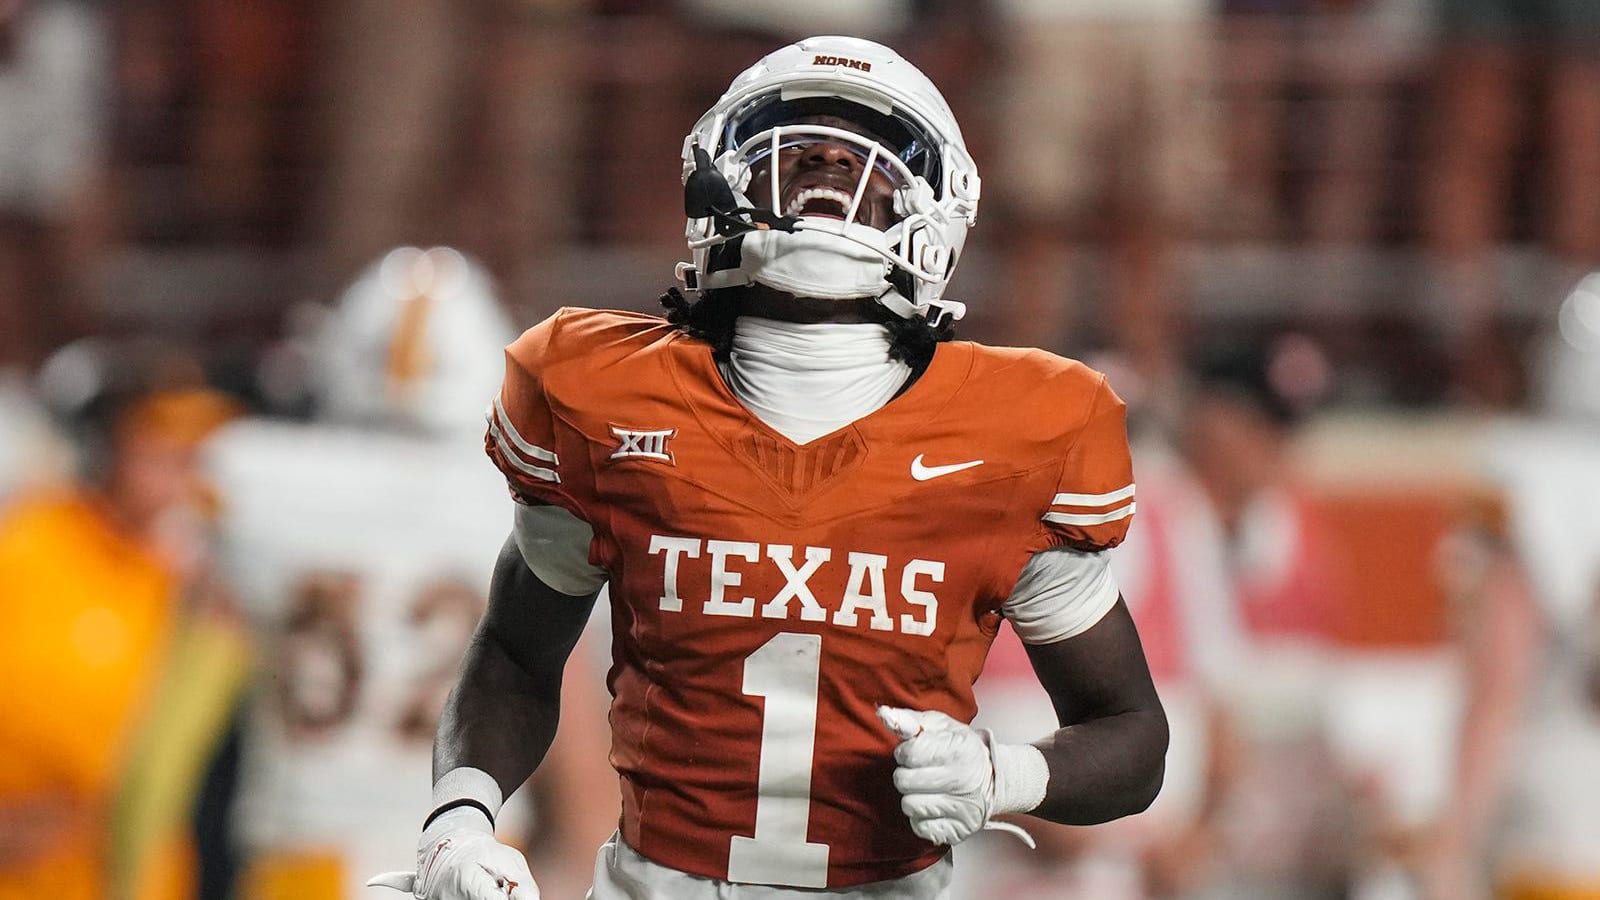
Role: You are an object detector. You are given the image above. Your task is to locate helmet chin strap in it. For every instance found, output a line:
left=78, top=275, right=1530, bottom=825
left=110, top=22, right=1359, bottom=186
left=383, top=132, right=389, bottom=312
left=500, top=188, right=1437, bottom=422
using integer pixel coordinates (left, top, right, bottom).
left=697, top=252, right=940, bottom=326
left=874, top=287, right=921, bottom=320
left=693, top=222, right=962, bottom=323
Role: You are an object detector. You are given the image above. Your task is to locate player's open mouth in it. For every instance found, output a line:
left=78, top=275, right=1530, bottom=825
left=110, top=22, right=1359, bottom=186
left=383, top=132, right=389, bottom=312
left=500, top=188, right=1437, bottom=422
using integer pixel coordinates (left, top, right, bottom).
left=785, top=186, right=855, bottom=222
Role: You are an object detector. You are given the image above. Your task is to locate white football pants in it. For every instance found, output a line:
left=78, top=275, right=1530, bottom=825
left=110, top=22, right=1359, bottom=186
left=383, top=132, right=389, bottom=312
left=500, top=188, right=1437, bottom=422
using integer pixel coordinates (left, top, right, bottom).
left=586, top=834, right=953, bottom=900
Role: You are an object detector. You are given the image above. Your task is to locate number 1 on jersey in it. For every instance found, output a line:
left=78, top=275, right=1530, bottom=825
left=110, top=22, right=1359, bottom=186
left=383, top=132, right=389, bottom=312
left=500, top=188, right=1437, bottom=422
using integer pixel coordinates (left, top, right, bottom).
left=727, top=632, right=831, bottom=888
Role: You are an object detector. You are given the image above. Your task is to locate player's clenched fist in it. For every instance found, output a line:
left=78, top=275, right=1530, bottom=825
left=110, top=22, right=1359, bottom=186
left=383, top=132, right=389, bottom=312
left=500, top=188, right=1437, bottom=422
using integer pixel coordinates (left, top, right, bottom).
left=368, top=808, right=539, bottom=900
left=878, top=706, right=996, bottom=845
left=878, top=706, right=1050, bottom=847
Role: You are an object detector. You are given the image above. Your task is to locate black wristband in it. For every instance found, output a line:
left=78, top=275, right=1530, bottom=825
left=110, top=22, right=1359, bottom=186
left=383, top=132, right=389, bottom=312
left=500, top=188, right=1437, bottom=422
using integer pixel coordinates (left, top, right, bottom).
left=423, top=798, right=496, bottom=832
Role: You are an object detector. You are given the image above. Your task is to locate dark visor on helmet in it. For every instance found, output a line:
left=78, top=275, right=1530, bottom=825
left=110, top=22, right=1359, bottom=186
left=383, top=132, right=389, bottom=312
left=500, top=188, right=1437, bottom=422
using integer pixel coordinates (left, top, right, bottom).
left=724, top=94, right=944, bottom=197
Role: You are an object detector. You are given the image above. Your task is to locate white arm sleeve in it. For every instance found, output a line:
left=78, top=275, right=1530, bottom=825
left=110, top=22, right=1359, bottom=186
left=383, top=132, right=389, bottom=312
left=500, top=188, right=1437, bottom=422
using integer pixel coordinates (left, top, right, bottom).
left=511, top=502, right=608, bottom=596
left=1002, top=547, right=1121, bottom=644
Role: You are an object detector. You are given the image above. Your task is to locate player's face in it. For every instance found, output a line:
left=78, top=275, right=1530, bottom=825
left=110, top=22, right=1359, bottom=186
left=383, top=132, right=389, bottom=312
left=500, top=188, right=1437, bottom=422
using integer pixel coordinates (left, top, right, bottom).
left=744, top=115, right=900, bottom=231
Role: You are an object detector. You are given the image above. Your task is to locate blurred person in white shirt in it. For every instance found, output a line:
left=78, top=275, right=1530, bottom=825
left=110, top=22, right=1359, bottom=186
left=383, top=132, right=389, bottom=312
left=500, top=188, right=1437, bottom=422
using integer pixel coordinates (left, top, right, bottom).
left=1423, top=274, right=1600, bottom=900
left=206, top=247, right=615, bottom=900
left=957, top=359, right=1248, bottom=900
left=1178, top=336, right=1365, bottom=900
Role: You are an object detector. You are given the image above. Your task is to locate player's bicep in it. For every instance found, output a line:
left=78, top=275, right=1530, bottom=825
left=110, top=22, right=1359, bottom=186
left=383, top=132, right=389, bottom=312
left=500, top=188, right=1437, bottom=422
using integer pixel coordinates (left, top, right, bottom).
left=480, top=534, right=600, bottom=685
left=1023, top=599, right=1164, bottom=728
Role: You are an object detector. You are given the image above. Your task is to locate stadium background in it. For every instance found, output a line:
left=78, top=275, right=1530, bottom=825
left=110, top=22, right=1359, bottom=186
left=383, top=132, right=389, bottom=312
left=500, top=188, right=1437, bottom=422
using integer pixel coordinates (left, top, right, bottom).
left=1, top=1, right=1597, bottom=898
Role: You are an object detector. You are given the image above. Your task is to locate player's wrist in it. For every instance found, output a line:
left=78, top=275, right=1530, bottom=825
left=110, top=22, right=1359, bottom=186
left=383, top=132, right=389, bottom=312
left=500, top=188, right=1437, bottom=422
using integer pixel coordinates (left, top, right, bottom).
left=419, top=806, right=496, bottom=852
left=988, top=739, right=1049, bottom=815
left=424, top=766, right=503, bottom=835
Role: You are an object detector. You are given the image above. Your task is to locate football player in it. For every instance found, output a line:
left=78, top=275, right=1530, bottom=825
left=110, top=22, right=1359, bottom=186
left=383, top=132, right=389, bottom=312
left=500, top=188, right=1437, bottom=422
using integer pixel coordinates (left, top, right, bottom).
left=372, top=37, right=1169, bottom=899
left=208, top=247, right=612, bottom=899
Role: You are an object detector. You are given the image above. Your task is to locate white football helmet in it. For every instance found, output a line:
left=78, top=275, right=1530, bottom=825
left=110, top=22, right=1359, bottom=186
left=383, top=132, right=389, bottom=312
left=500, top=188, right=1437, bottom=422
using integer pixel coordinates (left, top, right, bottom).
left=678, top=35, right=980, bottom=323
left=311, top=247, right=516, bottom=436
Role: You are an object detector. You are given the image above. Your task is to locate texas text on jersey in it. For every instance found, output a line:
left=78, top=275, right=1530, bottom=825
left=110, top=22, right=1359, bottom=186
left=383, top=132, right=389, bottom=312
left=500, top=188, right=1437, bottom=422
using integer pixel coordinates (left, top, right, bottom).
left=485, top=306, right=1135, bottom=888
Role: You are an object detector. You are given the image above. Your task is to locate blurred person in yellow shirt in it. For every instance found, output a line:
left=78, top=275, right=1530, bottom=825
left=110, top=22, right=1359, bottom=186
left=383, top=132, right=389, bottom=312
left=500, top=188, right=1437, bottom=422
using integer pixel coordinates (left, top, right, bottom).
left=0, top=339, right=246, bottom=900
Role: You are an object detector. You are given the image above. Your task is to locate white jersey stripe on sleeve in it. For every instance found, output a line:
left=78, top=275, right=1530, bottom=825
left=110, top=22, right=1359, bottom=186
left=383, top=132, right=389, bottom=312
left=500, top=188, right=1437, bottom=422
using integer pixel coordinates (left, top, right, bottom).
left=1042, top=503, right=1136, bottom=527
left=492, top=396, right=560, bottom=464
left=1051, top=484, right=1136, bottom=508
left=489, top=418, right=561, bottom=483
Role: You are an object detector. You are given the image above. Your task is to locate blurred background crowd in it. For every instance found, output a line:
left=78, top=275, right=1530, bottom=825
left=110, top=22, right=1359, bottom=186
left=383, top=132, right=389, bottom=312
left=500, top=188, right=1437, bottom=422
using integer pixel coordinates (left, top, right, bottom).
left=2, top=1, right=1598, bottom=899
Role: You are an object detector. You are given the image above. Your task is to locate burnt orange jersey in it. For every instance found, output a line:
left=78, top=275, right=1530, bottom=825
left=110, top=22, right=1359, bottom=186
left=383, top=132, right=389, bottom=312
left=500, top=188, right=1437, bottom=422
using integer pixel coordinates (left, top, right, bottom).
left=484, top=308, right=1134, bottom=889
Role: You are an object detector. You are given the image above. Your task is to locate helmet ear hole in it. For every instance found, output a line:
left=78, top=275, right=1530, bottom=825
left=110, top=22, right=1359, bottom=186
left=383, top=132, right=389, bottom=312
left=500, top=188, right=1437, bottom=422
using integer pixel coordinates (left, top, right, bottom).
left=951, top=170, right=980, bottom=204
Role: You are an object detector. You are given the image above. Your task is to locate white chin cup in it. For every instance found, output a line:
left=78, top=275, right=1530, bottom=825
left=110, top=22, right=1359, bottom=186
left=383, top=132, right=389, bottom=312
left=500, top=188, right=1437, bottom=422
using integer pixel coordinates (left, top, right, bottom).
left=739, top=222, right=892, bottom=300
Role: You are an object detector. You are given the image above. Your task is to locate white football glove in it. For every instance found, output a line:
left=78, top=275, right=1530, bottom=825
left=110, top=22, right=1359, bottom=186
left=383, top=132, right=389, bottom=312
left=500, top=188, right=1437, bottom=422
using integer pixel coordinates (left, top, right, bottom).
left=878, top=706, right=1047, bottom=848
left=368, top=807, right=539, bottom=900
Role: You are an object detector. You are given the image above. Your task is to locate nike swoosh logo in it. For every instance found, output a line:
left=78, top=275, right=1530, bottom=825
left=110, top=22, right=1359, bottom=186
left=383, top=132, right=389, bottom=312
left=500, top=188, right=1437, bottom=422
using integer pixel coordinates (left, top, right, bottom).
left=910, top=454, right=985, bottom=481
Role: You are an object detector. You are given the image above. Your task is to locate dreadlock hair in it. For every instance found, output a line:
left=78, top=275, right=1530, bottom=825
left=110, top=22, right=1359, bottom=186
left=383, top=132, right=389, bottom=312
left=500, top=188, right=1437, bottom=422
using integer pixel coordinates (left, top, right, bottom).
left=659, top=285, right=955, bottom=375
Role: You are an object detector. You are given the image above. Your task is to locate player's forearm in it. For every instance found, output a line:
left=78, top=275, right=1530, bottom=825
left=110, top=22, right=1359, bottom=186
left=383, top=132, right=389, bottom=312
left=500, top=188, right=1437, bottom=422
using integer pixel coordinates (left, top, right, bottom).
left=1018, top=600, right=1170, bottom=826
left=433, top=535, right=599, bottom=799
left=433, top=629, right=563, bottom=795
left=1029, top=706, right=1168, bottom=825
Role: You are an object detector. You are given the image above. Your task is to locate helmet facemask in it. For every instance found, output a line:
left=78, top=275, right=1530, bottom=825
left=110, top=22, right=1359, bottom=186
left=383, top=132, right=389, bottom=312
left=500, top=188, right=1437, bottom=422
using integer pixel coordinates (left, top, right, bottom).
left=684, top=88, right=976, bottom=322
